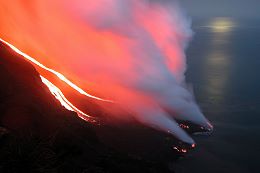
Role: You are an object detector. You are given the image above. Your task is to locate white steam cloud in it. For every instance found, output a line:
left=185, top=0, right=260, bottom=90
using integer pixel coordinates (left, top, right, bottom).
left=0, top=0, right=212, bottom=145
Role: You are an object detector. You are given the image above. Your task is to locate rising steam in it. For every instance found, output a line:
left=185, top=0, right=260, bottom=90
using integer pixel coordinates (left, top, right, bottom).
left=0, top=0, right=212, bottom=145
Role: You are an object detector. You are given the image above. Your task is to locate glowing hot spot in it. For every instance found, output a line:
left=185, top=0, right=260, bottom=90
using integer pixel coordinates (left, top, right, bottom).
left=0, top=38, right=112, bottom=103
left=0, top=0, right=213, bottom=147
left=0, top=38, right=108, bottom=121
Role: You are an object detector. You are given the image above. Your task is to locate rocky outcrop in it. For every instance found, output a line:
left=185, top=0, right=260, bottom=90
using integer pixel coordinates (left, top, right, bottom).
left=0, top=41, right=174, bottom=173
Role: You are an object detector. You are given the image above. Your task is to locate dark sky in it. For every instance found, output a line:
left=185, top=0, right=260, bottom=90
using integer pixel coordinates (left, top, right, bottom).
left=180, top=0, right=260, bottom=19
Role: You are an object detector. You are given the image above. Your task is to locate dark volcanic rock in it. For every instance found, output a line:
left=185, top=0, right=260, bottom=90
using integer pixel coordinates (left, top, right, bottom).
left=0, top=41, right=173, bottom=173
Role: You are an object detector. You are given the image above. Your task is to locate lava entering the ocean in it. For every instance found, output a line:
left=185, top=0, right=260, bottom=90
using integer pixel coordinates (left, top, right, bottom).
left=0, top=0, right=213, bottom=146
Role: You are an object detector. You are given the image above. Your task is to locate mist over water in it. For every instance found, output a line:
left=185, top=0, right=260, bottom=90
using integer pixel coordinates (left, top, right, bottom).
left=0, top=0, right=212, bottom=144
left=175, top=18, right=260, bottom=173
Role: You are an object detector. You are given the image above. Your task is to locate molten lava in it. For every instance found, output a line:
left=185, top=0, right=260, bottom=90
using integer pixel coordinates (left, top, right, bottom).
left=0, top=38, right=108, bottom=121
left=0, top=38, right=111, bottom=102
left=0, top=0, right=213, bottom=146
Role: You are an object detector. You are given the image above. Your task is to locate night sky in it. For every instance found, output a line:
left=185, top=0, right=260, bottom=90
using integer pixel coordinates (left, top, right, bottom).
left=181, top=0, right=260, bottom=19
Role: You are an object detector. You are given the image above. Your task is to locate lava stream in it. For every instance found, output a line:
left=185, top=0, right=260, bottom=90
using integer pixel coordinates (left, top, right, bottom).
left=0, top=38, right=108, bottom=121
left=40, top=75, right=95, bottom=122
left=0, top=38, right=112, bottom=103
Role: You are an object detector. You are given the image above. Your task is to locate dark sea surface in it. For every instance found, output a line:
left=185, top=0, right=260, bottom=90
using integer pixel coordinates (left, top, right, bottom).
left=175, top=18, right=260, bottom=173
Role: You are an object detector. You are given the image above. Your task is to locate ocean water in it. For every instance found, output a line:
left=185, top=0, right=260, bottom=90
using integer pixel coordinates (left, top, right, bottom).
left=176, top=18, right=260, bottom=173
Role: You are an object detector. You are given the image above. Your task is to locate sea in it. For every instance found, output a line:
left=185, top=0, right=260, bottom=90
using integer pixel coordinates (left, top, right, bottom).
left=175, top=17, right=260, bottom=173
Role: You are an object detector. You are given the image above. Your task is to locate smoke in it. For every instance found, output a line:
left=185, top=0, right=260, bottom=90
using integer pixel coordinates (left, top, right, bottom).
left=0, top=0, right=212, bottom=144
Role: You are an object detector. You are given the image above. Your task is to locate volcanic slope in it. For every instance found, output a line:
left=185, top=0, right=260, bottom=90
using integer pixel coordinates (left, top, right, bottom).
left=0, top=41, right=173, bottom=173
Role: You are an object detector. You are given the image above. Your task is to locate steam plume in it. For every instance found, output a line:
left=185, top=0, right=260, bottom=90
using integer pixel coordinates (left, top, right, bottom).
left=0, top=0, right=212, bottom=144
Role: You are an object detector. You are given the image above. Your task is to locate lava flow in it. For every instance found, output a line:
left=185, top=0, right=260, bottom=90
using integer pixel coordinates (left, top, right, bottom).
left=0, top=38, right=109, bottom=122
left=0, top=0, right=213, bottom=146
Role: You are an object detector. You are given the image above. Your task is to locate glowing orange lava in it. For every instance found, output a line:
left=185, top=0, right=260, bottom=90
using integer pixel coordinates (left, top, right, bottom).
left=40, top=75, right=96, bottom=122
left=0, top=38, right=112, bottom=102
left=0, top=1, right=214, bottom=146
left=0, top=38, right=110, bottom=121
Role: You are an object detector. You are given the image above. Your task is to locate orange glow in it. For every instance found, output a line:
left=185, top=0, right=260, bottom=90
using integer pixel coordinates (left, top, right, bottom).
left=0, top=38, right=108, bottom=122
left=0, top=1, right=212, bottom=145
left=0, top=38, right=112, bottom=103
left=40, top=75, right=95, bottom=122
left=181, top=149, right=187, bottom=153
left=173, top=146, right=190, bottom=153
left=179, top=123, right=190, bottom=129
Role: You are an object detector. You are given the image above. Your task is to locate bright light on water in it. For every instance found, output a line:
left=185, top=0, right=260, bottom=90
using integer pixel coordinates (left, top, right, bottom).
left=209, top=17, right=236, bottom=33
